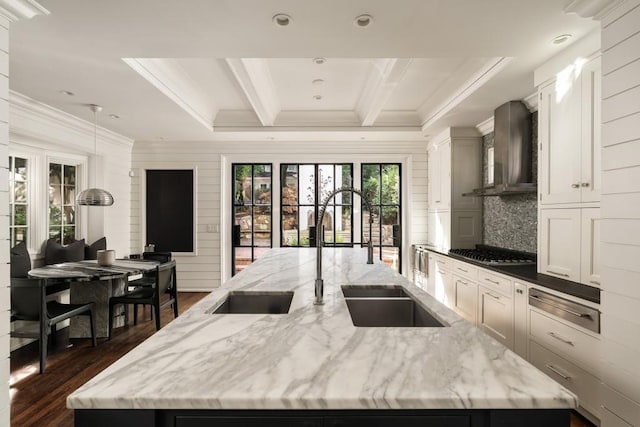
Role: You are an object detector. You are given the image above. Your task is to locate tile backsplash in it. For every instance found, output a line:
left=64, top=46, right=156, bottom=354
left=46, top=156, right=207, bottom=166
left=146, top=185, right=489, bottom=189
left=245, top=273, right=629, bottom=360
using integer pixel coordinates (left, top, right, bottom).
left=482, top=111, right=538, bottom=253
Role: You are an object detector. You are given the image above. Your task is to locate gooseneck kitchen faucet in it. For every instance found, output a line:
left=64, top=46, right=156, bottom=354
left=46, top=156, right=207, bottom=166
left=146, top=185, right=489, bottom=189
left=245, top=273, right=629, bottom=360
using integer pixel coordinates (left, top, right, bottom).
left=315, top=186, right=374, bottom=305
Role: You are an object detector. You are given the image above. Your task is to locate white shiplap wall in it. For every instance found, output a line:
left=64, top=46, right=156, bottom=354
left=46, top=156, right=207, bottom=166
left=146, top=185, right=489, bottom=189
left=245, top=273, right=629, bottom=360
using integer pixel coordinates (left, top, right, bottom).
left=0, top=14, right=10, bottom=427
left=131, top=140, right=428, bottom=291
left=601, top=0, right=640, bottom=425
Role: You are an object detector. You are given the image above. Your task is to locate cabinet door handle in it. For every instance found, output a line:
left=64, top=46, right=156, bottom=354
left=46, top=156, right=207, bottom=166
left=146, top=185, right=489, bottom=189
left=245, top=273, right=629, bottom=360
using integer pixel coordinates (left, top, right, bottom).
left=581, top=182, right=590, bottom=187
left=571, top=183, right=580, bottom=188
left=516, top=289, right=524, bottom=294
left=457, top=268, right=468, bottom=273
left=485, top=278, right=500, bottom=285
left=546, top=270, right=570, bottom=277
left=435, top=200, right=441, bottom=203
left=545, top=364, right=571, bottom=380
left=457, top=279, right=468, bottom=286
left=547, top=331, right=575, bottom=346
left=590, top=280, right=600, bottom=285
left=486, top=292, right=501, bottom=300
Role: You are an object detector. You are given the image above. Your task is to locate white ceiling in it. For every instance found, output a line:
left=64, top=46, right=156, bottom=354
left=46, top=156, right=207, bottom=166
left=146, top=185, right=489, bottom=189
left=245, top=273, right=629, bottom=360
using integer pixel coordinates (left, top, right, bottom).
left=9, top=0, right=600, bottom=142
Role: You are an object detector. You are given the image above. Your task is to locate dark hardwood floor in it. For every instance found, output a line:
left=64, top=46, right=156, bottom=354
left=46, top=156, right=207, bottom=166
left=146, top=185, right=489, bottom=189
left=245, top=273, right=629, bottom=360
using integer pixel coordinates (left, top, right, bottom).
left=10, top=292, right=208, bottom=427
left=10, top=291, right=596, bottom=427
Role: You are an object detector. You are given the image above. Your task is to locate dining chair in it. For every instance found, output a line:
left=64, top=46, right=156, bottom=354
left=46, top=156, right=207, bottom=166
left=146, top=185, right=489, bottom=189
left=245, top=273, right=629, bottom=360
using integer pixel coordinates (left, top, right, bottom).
left=108, top=260, right=178, bottom=338
left=10, top=277, right=97, bottom=374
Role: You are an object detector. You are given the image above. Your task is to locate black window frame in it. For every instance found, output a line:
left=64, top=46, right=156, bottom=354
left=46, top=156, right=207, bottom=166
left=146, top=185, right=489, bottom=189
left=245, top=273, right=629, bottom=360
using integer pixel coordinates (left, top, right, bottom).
left=280, top=163, right=354, bottom=248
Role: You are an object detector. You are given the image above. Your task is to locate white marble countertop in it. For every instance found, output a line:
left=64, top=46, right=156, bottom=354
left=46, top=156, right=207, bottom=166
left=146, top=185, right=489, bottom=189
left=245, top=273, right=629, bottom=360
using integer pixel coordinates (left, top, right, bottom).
left=67, top=248, right=576, bottom=411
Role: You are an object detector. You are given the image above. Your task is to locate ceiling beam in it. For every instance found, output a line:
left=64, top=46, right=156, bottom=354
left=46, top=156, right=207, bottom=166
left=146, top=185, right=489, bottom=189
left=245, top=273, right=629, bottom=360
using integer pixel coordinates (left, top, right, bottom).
left=355, top=58, right=412, bottom=127
left=419, top=57, right=513, bottom=132
left=122, top=58, right=215, bottom=131
left=0, top=0, right=48, bottom=21
left=225, top=58, right=281, bottom=127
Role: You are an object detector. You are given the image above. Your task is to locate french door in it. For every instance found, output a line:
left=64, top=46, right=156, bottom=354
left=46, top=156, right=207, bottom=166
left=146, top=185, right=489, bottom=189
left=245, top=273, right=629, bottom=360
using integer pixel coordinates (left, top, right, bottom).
left=362, top=163, right=402, bottom=272
left=232, top=164, right=272, bottom=276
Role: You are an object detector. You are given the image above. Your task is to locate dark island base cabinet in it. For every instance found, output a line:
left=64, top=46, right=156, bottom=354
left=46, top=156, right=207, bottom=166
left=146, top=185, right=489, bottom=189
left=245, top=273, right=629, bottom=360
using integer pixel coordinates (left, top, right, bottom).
left=75, top=408, right=570, bottom=427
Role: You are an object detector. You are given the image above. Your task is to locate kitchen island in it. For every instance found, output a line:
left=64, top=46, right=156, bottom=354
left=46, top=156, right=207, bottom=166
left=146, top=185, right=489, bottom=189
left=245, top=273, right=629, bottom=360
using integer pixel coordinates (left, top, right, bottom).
left=68, top=248, right=576, bottom=426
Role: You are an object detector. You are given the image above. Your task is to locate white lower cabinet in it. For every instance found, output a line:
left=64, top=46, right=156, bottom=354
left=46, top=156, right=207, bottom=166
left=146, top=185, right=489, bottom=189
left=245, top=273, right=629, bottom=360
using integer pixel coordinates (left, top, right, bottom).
left=453, top=275, right=477, bottom=325
left=529, top=340, right=602, bottom=422
left=478, top=285, right=514, bottom=350
left=581, top=207, right=601, bottom=287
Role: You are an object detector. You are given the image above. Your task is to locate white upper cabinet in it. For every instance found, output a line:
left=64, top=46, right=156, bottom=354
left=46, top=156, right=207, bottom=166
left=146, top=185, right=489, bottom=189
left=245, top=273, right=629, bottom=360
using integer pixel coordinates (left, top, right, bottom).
left=426, top=128, right=482, bottom=252
left=538, top=55, right=601, bottom=206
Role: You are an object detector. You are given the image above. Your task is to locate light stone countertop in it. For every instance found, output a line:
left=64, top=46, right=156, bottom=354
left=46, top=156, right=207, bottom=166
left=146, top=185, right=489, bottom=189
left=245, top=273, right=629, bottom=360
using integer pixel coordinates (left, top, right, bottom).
left=67, top=248, right=576, bottom=411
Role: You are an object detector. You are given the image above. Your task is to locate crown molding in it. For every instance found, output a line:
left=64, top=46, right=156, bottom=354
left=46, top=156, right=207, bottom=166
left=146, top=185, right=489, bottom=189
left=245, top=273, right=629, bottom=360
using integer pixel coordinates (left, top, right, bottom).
left=122, top=58, right=215, bottom=131
left=476, top=116, right=494, bottom=136
left=564, top=0, right=626, bottom=20
left=9, top=91, right=134, bottom=150
left=420, top=57, right=513, bottom=132
left=430, top=127, right=482, bottom=146
left=225, top=58, right=281, bottom=126
left=522, top=92, right=539, bottom=112
left=0, top=0, right=48, bottom=21
left=356, top=58, right=412, bottom=126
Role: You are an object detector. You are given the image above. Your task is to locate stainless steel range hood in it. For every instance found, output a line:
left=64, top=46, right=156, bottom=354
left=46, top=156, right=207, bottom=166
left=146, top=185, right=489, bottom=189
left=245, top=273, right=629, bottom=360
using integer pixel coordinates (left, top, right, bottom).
left=464, top=101, right=536, bottom=197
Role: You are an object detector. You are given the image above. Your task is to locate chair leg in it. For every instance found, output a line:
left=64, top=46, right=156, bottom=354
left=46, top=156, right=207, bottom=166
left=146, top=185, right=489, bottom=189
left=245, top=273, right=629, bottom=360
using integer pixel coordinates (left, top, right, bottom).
left=108, top=301, right=115, bottom=340
left=89, top=306, right=97, bottom=347
left=51, top=323, right=57, bottom=346
left=173, top=293, right=179, bottom=318
left=154, top=303, right=161, bottom=331
left=39, top=321, right=48, bottom=374
left=133, top=303, right=138, bottom=325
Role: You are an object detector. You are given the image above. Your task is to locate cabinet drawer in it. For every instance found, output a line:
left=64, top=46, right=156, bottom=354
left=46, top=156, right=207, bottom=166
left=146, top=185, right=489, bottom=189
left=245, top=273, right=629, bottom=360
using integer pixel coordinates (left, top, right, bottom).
left=452, top=261, right=478, bottom=281
left=478, top=270, right=512, bottom=297
left=529, top=309, right=600, bottom=374
left=529, top=340, right=600, bottom=419
left=433, top=254, right=451, bottom=271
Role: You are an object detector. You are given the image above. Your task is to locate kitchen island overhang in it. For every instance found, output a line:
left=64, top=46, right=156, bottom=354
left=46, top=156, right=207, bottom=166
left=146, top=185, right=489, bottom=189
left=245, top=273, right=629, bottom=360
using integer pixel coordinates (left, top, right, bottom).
left=68, top=248, right=576, bottom=426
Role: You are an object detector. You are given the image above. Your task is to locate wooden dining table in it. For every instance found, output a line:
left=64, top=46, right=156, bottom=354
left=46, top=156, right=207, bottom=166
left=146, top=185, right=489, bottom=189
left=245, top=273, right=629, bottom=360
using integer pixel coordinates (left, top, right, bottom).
left=29, top=259, right=159, bottom=338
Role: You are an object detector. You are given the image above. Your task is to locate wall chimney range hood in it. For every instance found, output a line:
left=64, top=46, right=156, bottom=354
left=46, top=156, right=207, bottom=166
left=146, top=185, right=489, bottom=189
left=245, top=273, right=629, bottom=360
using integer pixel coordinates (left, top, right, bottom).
left=464, top=101, right=536, bottom=197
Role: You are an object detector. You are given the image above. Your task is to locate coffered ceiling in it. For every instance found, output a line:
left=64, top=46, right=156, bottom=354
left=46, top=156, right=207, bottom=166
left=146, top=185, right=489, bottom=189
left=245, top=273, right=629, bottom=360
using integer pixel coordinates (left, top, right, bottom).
left=8, top=0, right=601, bottom=141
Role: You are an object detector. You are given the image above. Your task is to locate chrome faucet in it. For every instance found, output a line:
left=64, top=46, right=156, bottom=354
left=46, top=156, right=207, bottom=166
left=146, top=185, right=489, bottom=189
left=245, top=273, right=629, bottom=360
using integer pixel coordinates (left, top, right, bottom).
left=315, top=186, right=374, bottom=305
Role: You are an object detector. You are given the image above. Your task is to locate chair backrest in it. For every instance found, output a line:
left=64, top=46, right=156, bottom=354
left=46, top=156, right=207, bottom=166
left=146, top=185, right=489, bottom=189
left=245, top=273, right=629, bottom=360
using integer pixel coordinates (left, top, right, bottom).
left=156, top=261, right=176, bottom=295
left=143, top=251, right=172, bottom=263
left=10, top=278, right=46, bottom=320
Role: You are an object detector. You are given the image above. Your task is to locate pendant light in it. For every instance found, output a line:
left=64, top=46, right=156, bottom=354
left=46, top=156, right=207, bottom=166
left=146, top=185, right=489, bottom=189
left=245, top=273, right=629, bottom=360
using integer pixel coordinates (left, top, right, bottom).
left=76, top=104, right=114, bottom=206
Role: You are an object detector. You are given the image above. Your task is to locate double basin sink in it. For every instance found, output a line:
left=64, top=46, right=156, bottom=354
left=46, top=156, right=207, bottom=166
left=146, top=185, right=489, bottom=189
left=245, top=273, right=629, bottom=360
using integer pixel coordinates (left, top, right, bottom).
left=210, top=286, right=445, bottom=328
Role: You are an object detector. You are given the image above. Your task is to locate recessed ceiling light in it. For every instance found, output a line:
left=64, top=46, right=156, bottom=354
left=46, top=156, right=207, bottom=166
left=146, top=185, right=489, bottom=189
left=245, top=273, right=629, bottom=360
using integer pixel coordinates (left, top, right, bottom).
left=354, top=14, right=373, bottom=28
left=552, top=34, right=572, bottom=45
left=360, top=136, right=366, bottom=140
left=108, top=114, right=120, bottom=119
left=59, top=90, right=74, bottom=96
left=313, top=57, right=326, bottom=65
left=312, top=79, right=324, bottom=85
left=313, top=95, right=323, bottom=100
left=273, top=14, right=292, bottom=27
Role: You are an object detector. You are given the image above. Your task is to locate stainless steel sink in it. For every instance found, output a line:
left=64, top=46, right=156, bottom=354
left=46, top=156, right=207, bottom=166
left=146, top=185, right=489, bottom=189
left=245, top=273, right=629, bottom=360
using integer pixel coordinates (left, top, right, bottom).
left=210, top=291, right=294, bottom=314
left=342, top=285, right=444, bottom=327
left=341, top=285, right=409, bottom=298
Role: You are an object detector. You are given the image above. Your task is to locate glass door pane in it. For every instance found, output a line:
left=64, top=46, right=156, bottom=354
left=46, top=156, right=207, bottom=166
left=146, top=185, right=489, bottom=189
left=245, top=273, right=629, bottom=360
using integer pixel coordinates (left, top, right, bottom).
left=362, top=164, right=402, bottom=272
left=232, top=164, right=272, bottom=276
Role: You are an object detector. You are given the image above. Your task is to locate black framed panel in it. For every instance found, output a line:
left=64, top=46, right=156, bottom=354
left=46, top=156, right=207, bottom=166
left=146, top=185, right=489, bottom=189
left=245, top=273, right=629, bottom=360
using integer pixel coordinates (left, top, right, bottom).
left=146, top=169, right=194, bottom=253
